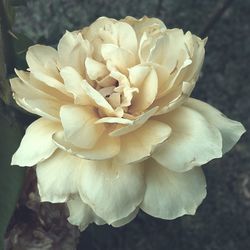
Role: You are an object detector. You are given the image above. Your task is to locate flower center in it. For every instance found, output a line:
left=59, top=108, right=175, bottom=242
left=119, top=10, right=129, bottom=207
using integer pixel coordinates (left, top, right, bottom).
left=97, top=78, right=139, bottom=115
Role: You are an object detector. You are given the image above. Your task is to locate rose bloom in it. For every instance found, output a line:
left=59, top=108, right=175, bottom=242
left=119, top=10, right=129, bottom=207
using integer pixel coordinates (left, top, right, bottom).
left=11, top=16, right=245, bottom=230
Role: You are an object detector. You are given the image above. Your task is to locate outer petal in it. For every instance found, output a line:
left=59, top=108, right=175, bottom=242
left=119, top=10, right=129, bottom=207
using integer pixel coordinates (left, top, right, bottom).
left=153, top=106, right=222, bottom=172
left=60, top=105, right=105, bottom=149
left=111, top=208, right=139, bottom=227
left=26, top=44, right=58, bottom=73
left=78, top=160, right=145, bottom=224
left=53, top=130, right=120, bottom=160
left=10, top=77, right=62, bottom=120
left=141, top=158, right=207, bottom=219
left=116, top=120, right=171, bottom=164
left=36, top=150, right=83, bottom=203
left=11, top=118, right=61, bottom=167
left=67, top=196, right=104, bottom=231
left=26, top=45, right=69, bottom=96
left=185, top=98, right=246, bottom=153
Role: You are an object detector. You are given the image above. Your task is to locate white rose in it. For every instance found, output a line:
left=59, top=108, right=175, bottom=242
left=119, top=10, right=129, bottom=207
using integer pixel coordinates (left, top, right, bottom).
left=10, top=16, right=245, bottom=230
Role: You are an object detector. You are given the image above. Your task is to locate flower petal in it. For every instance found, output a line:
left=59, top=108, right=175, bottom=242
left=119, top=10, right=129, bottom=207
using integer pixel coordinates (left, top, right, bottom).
left=116, top=120, right=171, bottom=164
left=114, top=22, right=138, bottom=54
left=154, top=80, right=195, bottom=115
left=10, top=77, right=62, bottom=120
left=11, top=118, right=61, bottom=166
left=53, top=130, right=120, bottom=160
left=101, top=44, right=136, bottom=74
left=109, top=106, right=159, bottom=137
left=111, top=208, right=139, bottom=227
left=141, top=158, right=206, bottom=219
left=36, top=150, right=83, bottom=203
left=81, top=80, right=115, bottom=116
left=67, top=196, right=105, bottom=231
left=60, top=66, right=90, bottom=105
left=60, top=105, right=105, bottom=149
left=130, top=68, right=158, bottom=113
left=57, top=31, right=92, bottom=75
left=78, top=160, right=145, bottom=224
left=85, top=57, right=109, bottom=81
left=26, top=44, right=58, bottom=72
left=185, top=98, right=246, bottom=153
left=153, top=106, right=222, bottom=172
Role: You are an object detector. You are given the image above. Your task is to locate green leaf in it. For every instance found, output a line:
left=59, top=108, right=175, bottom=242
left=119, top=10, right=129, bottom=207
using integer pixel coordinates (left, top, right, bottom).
left=0, top=112, right=25, bottom=250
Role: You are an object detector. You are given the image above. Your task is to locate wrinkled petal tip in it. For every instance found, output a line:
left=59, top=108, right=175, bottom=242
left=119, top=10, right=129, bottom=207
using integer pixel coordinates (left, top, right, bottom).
left=37, top=184, right=68, bottom=203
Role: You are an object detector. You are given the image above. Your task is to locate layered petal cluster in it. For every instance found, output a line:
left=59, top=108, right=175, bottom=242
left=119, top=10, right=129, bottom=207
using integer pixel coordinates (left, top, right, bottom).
left=11, top=16, right=245, bottom=230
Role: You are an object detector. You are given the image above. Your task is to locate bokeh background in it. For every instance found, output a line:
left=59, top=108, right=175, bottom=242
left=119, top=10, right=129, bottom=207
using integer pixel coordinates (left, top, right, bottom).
left=4, top=0, right=250, bottom=249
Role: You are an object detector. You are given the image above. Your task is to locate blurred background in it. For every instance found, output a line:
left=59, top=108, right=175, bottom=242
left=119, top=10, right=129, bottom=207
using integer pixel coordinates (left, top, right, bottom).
left=1, top=0, right=250, bottom=249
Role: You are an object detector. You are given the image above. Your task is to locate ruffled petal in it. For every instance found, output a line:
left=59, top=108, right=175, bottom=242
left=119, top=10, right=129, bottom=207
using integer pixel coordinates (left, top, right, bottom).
left=78, top=160, right=145, bottom=224
left=60, top=105, right=105, bottom=149
left=11, top=118, right=61, bottom=166
left=141, top=158, right=207, bottom=219
left=67, top=196, right=104, bottom=231
left=153, top=106, right=222, bottom=172
left=185, top=98, right=246, bottom=153
left=53, top=130, right=120, bottom=160
left=116, top=120, right=171, bottom=164
left=109, top=106, right=159, bottom=137
left=36, top=150, right=83, bottom=202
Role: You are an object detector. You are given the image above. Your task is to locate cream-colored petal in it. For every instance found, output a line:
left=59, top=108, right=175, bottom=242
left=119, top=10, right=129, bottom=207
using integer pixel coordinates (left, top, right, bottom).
left=153, top=106, right=223, bottom=172
left=81, top=80, right=115, bottom=116
left=67, top=196, right=105, bottom=231
left=114, top=22, right=138, bottom=54
left=116, top=120, right=171, bottom=164
left=31, top=71, right=69, bottom=96
left=154, top=81, right=195, bottom=115
left=78, top=159, right=145, bottom=224
left=53, top=130, right=120, bottom=160
left=111, top=208, right=139, bottom=227
left=60, top=66, right=90, bottom=105
left=185, top=98, right=246, bottom=154
left=26, top=45, right=69, bottom=95
left=10, top=77, right=62, bottom=120
left=128, top=64, right=150, bottom=87
left=11, top=118, right=61, bottom=167
left=95, top=117, right=133, bottom=125
left=60, top=105, right=105, bottom=149
left=15, top=69, right=72, bottom=102
left=101, top=44, right=136, bottom=74
left=26, top=44, right=58, bottom=72
left=109, top=106, right=159, bottom=137
left=36, top=150, right=83, bottom=202
left=130, top=68, right=158, bottom=113
left=184, top=34, right=206, bottom=83
left=58, top=31, right=92, bottom=75
left=141, top=159, right=207, bottom=219
left=122, top=16, right=166, bottom=40
left=85, top=57, right=109, bottom=81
